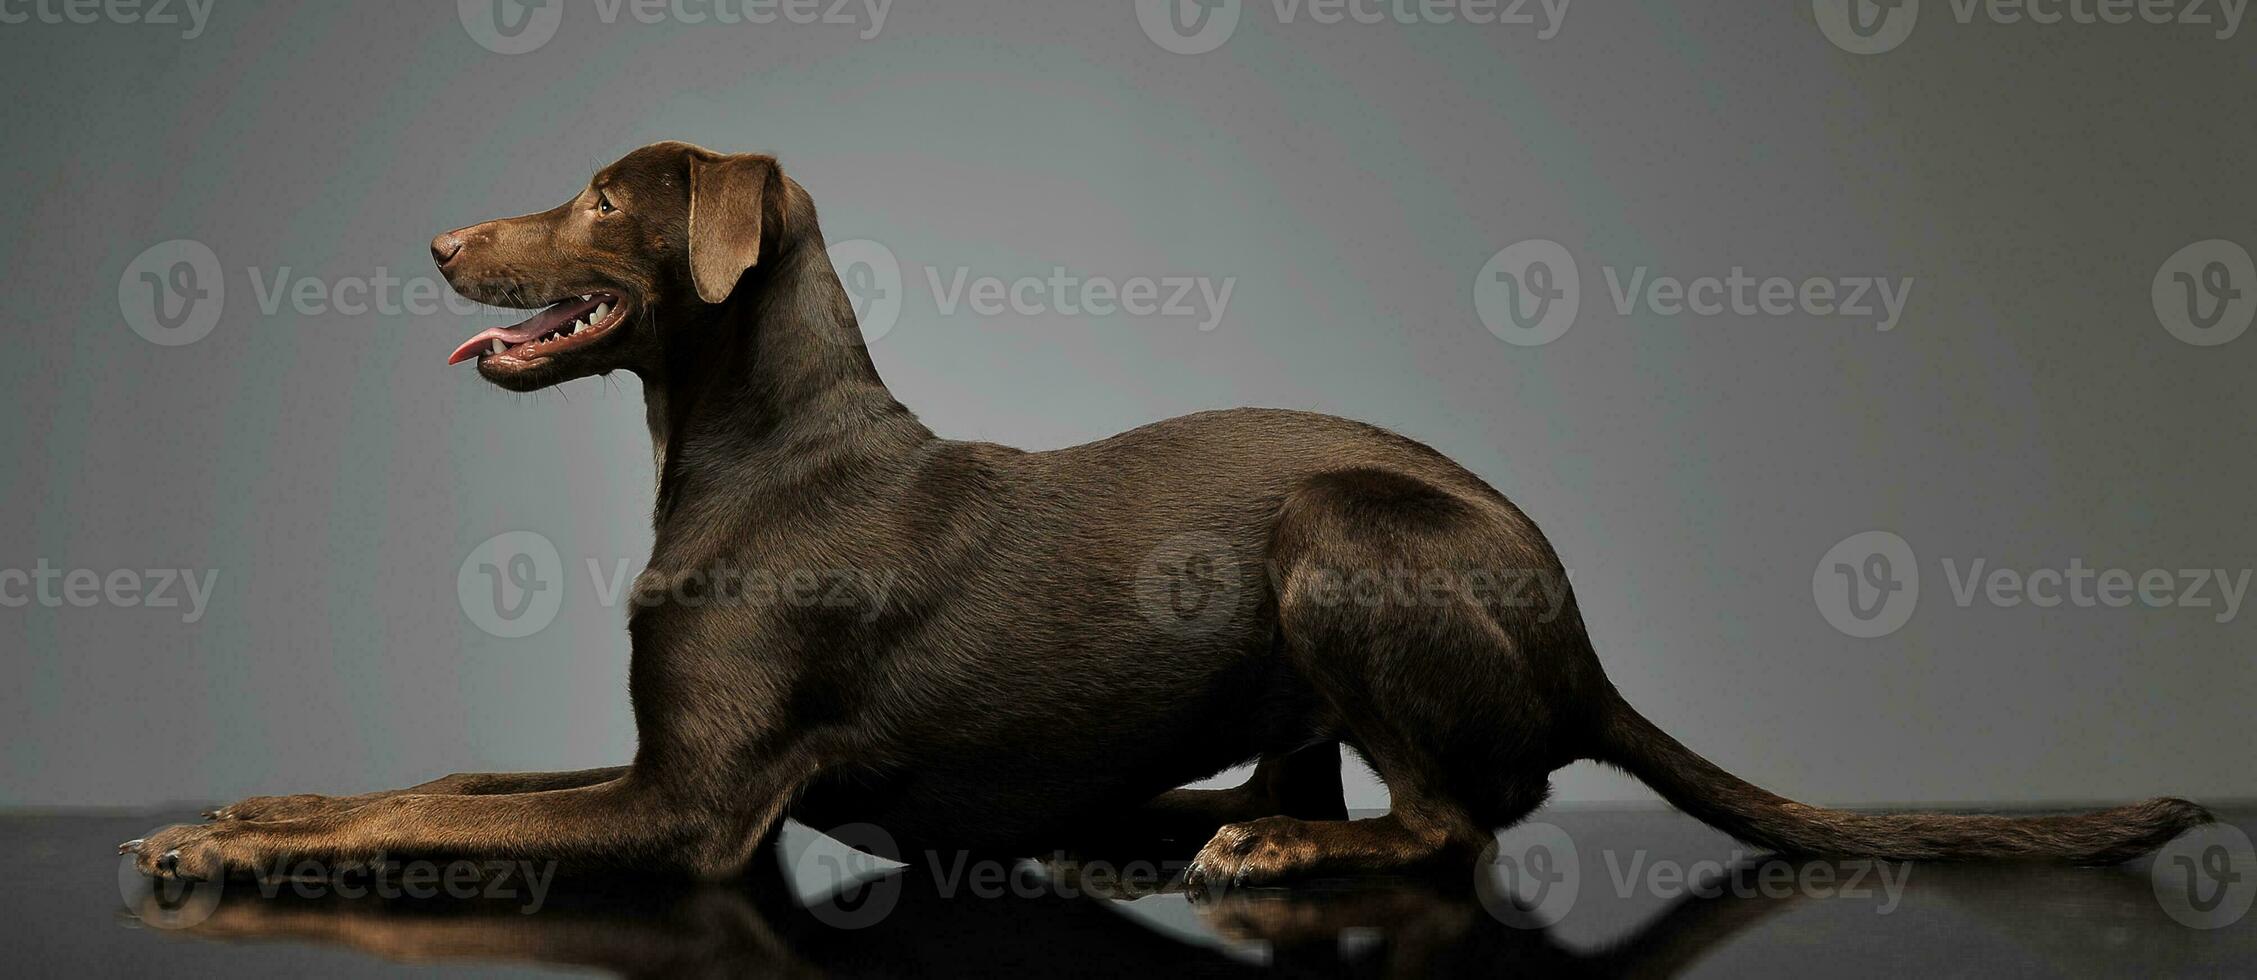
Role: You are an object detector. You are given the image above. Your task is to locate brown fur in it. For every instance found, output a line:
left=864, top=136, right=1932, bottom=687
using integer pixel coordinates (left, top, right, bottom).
left=122, top=142, right=2210, bottom=889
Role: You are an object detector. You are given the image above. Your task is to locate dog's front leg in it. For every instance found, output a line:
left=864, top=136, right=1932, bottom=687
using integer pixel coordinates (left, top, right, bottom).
left=205, top=767, right=632, bottom=822
left=125, top=764, right=810, bottom=882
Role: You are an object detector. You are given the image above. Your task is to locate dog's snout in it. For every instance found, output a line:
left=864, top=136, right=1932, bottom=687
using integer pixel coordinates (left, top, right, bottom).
left=430, top=231, right=467, bottom=268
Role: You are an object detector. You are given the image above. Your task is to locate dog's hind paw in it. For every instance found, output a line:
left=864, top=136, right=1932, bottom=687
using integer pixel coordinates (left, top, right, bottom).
left=120, top=824, right=233, bottom=881
left=1183, top=817, right=1327, bottom=900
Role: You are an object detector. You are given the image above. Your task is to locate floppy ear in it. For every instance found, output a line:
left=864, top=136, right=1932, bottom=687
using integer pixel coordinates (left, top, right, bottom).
left=688, top=154, right=774, bottom=304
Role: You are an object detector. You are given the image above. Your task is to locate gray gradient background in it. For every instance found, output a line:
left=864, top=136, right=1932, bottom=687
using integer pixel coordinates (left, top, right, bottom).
left=2, top=1, right=2251, bottom=811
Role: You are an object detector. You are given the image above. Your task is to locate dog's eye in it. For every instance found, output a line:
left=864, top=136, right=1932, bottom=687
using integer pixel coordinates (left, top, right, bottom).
left=596, top=192, right=617, bottom=215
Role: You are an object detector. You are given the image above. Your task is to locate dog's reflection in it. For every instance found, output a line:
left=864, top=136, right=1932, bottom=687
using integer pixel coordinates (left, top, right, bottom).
left=123, top=847, right=2190, bottom=979
left=121, top=851, right=1773, bottom=980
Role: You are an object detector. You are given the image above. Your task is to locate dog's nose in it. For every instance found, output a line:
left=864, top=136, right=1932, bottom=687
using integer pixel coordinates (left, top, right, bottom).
left=431, top=232, right=466, bottom=267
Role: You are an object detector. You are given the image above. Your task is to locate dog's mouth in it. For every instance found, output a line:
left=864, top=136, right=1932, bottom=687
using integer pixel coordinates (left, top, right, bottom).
left=447, top=292, right=631, bottom=367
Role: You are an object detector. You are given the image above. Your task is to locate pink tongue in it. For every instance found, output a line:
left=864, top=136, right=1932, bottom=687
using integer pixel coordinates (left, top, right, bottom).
left=446, top=301, right=589, bottom=365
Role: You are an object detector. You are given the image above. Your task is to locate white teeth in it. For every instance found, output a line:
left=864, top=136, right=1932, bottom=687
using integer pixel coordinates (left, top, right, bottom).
left=591, top=303, right=611, bottom=324
left=490, top=339, right=505, bottom=355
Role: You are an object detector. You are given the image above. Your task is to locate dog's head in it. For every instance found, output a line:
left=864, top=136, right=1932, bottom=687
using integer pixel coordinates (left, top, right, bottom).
left=433, top=141, right=783, bottom=391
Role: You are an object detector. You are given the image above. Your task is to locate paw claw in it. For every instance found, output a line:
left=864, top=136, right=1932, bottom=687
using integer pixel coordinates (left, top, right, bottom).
left=118, top=838, right=144, bottom=855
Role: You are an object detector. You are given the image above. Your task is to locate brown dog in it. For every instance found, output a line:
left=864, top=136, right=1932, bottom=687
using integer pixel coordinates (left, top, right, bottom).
left=124, top=142, right=2209, bottom=891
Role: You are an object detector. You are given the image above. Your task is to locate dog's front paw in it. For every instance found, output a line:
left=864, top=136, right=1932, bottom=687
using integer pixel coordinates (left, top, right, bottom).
left=1183, top=817, right=1324, bottom=901
left=119, top=824, right=239, bottom=881
left=203, top=793, right=338, bottom=822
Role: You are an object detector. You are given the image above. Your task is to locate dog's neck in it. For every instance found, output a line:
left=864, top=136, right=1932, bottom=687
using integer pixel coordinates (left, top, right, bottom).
left=638, top=226, right=931, bottom=527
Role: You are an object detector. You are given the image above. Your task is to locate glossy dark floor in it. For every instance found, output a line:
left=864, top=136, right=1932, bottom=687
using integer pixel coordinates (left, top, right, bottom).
left=20, top=807, right=2255, bottom=977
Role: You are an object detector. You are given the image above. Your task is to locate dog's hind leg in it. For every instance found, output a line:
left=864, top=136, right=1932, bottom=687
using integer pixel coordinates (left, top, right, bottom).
left=1184, top=468, right=1577, bottom=896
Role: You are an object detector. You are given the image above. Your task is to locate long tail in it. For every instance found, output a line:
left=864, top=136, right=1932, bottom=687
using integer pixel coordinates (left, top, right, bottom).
left=1589, top=694, right=2211, bottom=864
